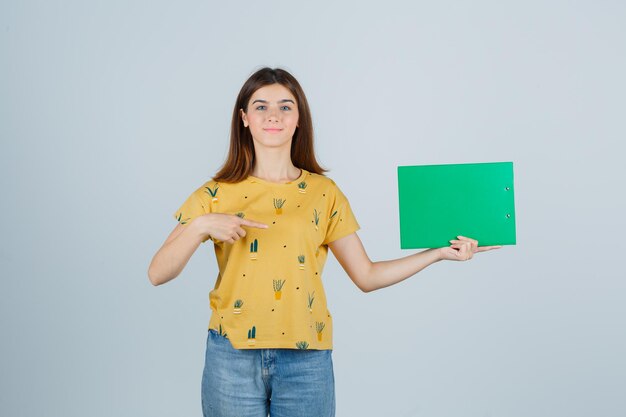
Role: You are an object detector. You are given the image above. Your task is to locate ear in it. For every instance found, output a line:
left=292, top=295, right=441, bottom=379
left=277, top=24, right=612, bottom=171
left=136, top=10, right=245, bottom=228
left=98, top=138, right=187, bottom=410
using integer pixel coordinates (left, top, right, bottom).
left=240, top=108, right=248, bottom=127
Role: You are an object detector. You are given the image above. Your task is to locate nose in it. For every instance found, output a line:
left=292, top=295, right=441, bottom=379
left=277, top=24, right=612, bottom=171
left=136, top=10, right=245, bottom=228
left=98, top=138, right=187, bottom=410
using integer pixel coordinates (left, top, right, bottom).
left=267, top=106, right=280, bottom=122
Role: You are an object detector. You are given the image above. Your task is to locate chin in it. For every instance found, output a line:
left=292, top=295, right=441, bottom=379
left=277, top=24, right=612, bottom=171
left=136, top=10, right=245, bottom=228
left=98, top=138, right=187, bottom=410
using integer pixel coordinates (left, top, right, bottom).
left=252, top=135, right=293, bottom=149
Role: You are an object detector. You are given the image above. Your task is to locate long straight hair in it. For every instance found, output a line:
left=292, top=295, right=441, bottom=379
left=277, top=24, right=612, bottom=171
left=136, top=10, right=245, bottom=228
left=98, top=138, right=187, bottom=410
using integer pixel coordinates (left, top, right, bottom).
left=213, top=67, right=327, bottom=183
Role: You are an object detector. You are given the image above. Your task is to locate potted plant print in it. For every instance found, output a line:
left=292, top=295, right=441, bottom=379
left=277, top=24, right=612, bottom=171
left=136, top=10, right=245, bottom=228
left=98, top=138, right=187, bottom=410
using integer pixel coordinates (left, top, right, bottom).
left=247, top=326, right=256, bottom=346
left=233, top=299, right=243, bottom=315
left=250, top=239, right=258, bottom=260
left=205, top=184, right=219, bottom=203
left=307, top=291, right=315, bottom=313
left=295, top=341, right=309, bottom=349
left=315, top=321, right=325, bottom=342
left=273, top=279, right=286, bottom=300
left=273, top=198, right=286, bottom=215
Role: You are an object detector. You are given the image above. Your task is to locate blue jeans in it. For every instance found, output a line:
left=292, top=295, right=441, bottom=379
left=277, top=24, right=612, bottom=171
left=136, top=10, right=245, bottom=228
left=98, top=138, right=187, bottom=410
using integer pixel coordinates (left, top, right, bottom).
left=201, top=329, right=336, bottom=417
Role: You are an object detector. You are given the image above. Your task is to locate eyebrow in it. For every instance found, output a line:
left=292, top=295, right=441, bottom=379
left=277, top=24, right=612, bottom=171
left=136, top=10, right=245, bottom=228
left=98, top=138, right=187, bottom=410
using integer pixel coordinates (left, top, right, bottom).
left=251, top=99, right=295, bottom=105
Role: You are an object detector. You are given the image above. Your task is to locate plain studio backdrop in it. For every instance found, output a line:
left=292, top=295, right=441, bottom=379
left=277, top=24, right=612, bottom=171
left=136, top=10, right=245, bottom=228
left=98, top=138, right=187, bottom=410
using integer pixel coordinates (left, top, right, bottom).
left=1, top=1, right=625, bottom=416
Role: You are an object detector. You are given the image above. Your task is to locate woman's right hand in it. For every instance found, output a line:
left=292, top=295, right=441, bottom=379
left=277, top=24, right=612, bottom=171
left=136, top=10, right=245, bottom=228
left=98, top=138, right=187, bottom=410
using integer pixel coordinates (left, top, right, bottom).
left=197, top=213, right=268, bottom=244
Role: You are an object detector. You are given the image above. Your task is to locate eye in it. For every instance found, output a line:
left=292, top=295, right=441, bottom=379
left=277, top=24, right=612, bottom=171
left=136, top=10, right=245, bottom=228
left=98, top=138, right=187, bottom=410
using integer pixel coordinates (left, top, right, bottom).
left=255, top=105, right=266, bottom=110
left=281, top=105, right=291, bottom=110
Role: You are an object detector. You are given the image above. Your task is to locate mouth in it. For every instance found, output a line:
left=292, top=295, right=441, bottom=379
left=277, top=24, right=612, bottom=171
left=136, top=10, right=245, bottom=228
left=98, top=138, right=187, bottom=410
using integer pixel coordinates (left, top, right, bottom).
left=263, top=128, right=283, bottom=133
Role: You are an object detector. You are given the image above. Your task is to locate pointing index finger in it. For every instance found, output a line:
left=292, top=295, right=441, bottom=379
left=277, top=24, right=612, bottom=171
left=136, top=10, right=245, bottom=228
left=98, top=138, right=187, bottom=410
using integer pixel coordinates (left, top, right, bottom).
left=240, top=218, right=269, bottom=229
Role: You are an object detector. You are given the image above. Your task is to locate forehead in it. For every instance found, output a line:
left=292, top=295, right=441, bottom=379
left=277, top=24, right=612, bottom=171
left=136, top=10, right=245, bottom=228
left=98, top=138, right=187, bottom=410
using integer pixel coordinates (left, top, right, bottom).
left=250, top=84, right=296, bottom=103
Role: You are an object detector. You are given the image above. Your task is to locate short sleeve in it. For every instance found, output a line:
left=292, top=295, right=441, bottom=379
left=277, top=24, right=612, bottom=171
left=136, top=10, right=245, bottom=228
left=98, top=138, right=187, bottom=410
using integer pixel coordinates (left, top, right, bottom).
left=322, top=182, right=360, bottom=245
left=172, top=182, right=213, bottom=242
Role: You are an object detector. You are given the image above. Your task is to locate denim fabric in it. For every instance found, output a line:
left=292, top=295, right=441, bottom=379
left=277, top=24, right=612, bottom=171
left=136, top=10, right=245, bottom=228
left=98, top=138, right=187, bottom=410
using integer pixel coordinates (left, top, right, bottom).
left=201, top=329, right=335, bottom=417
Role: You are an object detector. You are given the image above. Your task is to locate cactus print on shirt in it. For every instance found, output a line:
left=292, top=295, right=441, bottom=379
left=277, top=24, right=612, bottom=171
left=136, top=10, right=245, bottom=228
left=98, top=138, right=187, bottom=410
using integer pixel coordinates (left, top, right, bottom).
left=172, top=169, right=360, bottom=350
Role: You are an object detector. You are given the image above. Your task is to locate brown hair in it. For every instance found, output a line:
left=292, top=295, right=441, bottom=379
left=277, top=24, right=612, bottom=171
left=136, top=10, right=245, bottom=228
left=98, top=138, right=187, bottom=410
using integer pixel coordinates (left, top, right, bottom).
left=212, top=67, right=327, bottom=183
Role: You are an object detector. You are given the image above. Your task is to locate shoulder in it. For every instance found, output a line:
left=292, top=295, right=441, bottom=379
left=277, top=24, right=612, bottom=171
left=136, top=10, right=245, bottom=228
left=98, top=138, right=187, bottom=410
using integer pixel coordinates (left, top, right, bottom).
left=185, top=179, right=226, bottom=202
left=188, top=179, right=216, bottom=195
left=306, top=172, right=339, bottom=190
left=194, top=178, right=254, bottom=204
left=306, top=172, right=352, bottom=204
left=199, top=178, right=244, bottom=192
left=202, top=179, right=219, bottom=189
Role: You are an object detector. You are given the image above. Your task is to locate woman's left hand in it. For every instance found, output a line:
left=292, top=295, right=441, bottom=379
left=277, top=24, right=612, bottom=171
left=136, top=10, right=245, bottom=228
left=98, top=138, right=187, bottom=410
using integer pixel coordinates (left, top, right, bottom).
left=438, top=235, right=502, bottom=261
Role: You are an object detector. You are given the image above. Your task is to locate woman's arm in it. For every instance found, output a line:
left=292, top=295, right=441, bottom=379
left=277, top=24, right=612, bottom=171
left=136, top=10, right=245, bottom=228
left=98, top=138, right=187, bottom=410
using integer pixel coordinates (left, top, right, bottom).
left=147, top=220, right=207, bottom=286
left=328, top=233, right=500, bottom=293
left=148, top=214, right=269, bottom=286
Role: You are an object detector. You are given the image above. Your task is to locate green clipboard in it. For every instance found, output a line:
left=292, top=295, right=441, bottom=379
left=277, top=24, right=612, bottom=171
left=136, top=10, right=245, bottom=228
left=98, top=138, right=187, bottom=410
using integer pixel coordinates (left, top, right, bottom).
left=397, top=162, right=516, bottom=249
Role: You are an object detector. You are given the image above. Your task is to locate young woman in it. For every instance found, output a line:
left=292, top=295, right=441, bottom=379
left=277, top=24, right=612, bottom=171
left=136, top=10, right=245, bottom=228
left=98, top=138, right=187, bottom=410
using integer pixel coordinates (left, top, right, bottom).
left=147, top=67, right=501, bottom=417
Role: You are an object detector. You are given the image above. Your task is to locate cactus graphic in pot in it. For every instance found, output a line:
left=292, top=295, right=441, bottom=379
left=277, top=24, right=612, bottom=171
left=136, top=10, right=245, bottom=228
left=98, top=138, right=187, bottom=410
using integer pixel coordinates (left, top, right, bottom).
left=315, top=321, right=325, bottom=342
left=205, top=184, right=219, bottom=203
left=307, top=291, right=315, bottom=313
left=295, top=341, right=309, bottom=349
left=297, top=181, right=307, bottom=194
left=273, top=198, right=286, bottom=215
left=247, top=326, right=256, bottom=346
left=250, top=239, right=258, bottom=260
left=298, top=255, right=305, bottom=270
left=233, top=299, right=243, bottom=315
left=218, top=324, right=227, bottom=338
left=273, top=279, right=286, bottom=300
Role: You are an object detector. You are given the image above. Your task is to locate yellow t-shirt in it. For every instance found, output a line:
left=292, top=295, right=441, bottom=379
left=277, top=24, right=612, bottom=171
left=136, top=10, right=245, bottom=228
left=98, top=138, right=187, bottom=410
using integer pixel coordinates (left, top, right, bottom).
left=172, top=168, right=360, bottom=350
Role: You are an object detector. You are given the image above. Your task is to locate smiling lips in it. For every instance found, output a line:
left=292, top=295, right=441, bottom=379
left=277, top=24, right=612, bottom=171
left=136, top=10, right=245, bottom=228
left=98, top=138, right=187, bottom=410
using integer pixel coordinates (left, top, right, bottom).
left=263, top=128, right=283, bottom=133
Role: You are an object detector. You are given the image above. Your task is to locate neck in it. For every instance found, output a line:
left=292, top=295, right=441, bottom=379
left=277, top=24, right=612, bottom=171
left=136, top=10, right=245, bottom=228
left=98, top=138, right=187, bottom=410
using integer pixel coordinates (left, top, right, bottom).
left=251, top=145, right=300, bottom=182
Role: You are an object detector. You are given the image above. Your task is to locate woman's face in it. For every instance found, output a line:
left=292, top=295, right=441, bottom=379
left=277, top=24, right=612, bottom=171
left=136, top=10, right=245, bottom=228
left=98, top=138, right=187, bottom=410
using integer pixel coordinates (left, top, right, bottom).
left=240, top=83, right=299, bottom=150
